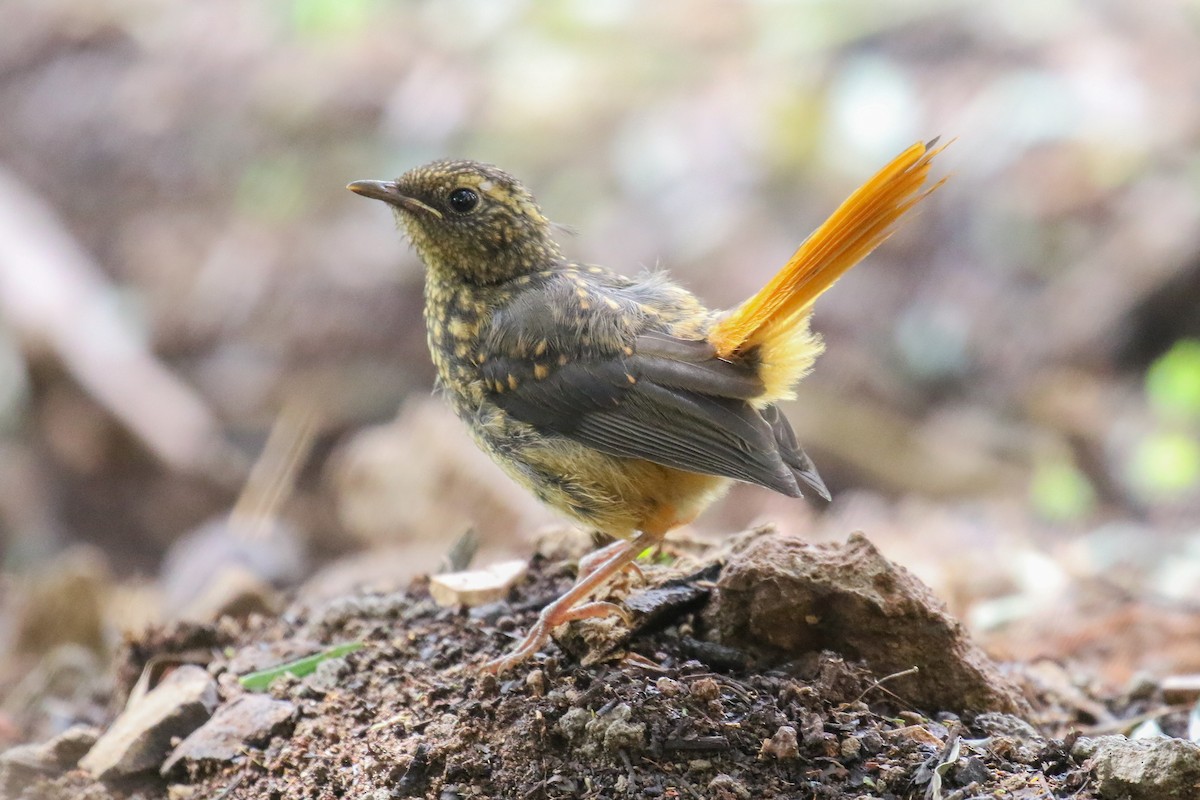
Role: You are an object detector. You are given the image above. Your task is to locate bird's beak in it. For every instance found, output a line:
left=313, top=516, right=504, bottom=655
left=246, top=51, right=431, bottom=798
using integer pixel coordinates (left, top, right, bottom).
left=346, top=180, right=443, bottom=218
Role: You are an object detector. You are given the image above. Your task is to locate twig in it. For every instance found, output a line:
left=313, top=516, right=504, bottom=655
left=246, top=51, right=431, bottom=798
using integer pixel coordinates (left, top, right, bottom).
left=230, top=400, right=319, bottom=540
left=854, top=665, right=920, bottom=704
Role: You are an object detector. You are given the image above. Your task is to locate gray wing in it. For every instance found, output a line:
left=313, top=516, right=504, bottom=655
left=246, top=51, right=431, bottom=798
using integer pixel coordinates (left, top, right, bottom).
left=481, top=332, right=829, bottom=500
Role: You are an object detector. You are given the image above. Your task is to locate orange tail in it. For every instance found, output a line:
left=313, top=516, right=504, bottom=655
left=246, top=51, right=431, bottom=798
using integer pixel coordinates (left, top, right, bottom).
left=708, top=139, right=947, bottom=367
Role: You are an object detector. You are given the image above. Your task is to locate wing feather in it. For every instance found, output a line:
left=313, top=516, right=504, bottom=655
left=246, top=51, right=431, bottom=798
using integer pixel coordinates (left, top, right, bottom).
left=483, top=333, right=826, bottom=498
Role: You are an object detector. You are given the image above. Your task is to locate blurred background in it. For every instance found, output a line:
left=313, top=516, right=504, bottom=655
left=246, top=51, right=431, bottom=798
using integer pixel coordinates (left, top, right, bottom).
left=1, top=0, right=1199, bottom=743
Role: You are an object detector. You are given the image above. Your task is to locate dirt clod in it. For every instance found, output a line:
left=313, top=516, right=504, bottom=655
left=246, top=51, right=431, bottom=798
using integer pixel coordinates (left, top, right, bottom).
left=11, top=543, right=1102, bottom=798
left=758, top=724, right=799, bottom=759
left=709, top=529, right=1030, bottom=714
left=708, top=772, right=751, bottom=800
left=839, top=734, right=862, bottom=760
left=1081, top=735, right=1200, bottom=799
left=689, top=676, right=721, bottom=703
left=585, top=702, right=646, bottom=753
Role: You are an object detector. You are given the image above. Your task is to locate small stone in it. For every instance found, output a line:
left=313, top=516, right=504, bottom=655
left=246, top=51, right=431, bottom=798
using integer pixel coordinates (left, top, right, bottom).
left=584, top=703, right=645, bottom=753
left=820, top=736, right=840, bottom=758
left=22, top=724, right=98, bottom=770
left=47, top=724, right=101, bottom=767
left=557, top=707, right=589, bottom=744
left=0, top=724, right=100, bottom=792
left=858, top=730, right=884, bottom=755
left=428, top=560, right=528, bottom=608
left=162, top=694, right=296, bottom=775
left=622, top=582, right=710, bottom=630
left=799, top=712, right=825, bottom=745
left=603, top=719, right=644, bottom=753
left=758, top=725, right=800, bottom=760
left=1085, top=735, right=1200, bottom=799
left=80, top=665, right=218, bottom=780
left=888, top=725, right=945, bottom=749
left=708, top=773, right=751, bottom=800
left=975, top=711, right=1045, bottom=763
left=952, top=756, right=990, bottom=787
left=525, top=669, right=546, bottom=697
left=655, top=677, right=683, bottom=697
left=466, top=602, right=507, bottom=624
left=690, top=677, right=721, bottom=703
left=839, top=735, right=862, bottom=760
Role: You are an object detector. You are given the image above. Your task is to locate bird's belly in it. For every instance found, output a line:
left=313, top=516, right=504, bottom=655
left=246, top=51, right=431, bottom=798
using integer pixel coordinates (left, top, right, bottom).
left=465, top=407, right=731, bottom=537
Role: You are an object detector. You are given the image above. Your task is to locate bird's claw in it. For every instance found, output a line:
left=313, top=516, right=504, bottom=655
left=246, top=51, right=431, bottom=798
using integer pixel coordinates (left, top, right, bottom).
left=480, top=596, right=633, bottom=674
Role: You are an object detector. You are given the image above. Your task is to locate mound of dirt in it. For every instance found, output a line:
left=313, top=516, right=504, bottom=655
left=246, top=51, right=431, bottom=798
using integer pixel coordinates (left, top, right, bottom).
left=5, top=530, right=1109, bottom=798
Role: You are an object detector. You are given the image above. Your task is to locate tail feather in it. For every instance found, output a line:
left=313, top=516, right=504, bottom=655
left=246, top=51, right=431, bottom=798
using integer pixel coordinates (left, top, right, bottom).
left=708, top=140, right=947, bottom=366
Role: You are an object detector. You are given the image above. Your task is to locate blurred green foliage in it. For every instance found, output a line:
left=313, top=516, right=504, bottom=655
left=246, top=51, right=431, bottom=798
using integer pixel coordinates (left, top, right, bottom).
left=289, top=0, right=378, bottom=38
left=1031, top=457, right=1096, bottom=522
left=1033, top=335, right=1200, bottom=510
left=1128, top=340, right=1200, bottom=500
left=1128, top=431, right=1200, bottom=498
left=1146, top=339, right=1200, bottom=423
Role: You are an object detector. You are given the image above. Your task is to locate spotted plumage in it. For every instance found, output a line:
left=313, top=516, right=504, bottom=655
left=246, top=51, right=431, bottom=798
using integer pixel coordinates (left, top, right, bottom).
left=349, top=142, right=945, bottom=672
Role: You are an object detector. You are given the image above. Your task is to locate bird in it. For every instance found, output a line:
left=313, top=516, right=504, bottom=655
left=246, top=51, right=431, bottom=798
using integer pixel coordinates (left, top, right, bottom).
left=348, top=139, right=945, bottom=673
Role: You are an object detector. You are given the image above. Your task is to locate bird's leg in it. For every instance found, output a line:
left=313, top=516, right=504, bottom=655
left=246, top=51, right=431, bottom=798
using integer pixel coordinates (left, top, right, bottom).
left=481, top=531, right=652, bottom=675
left=578, top=538, right=644, bottom=581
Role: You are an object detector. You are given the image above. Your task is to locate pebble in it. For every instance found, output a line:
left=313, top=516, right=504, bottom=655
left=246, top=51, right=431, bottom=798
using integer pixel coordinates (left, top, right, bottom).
left=0, top=724, right=99, bottom=791
left=162, top=693, right=296, bottom=775
left=758, top=725, right=800, bottom=760
left=1077, top=735, right=1200, bottom=800
left=689, top=677, right=721, bottom=703
left=708, top=773, right=751, bottom=800
left=80, top=665, right=218, bottom=780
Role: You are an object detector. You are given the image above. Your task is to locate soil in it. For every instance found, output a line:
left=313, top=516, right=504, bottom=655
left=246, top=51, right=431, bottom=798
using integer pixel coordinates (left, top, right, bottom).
left=7, top=532, right=1103, bottom=800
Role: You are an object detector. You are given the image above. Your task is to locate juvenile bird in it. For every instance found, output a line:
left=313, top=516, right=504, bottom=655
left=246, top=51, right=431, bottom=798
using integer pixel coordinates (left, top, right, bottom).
left=348, top=140, right=944, bottom=673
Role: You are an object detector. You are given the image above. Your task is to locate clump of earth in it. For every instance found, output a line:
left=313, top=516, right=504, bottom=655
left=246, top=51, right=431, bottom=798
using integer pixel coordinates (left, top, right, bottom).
left=5, top=527, right=1198, bottom=799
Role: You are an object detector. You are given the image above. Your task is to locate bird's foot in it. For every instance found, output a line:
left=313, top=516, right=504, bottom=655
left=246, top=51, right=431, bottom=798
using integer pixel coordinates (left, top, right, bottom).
left=481, top=534, right=649, bottom=675
left=479, top=615, right=554, bottom=676
left=561, top=600, right=633, bottom=626
left=479, top=599, right=634, bottom=675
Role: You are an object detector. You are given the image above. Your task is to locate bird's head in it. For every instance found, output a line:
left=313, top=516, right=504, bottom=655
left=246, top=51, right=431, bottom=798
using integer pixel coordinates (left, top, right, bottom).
left=348, top=160, right=562, bottom=285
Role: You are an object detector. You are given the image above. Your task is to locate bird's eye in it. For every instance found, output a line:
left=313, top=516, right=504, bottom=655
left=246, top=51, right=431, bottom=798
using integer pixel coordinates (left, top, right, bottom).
left=447, top=187, right=479, bottom=214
